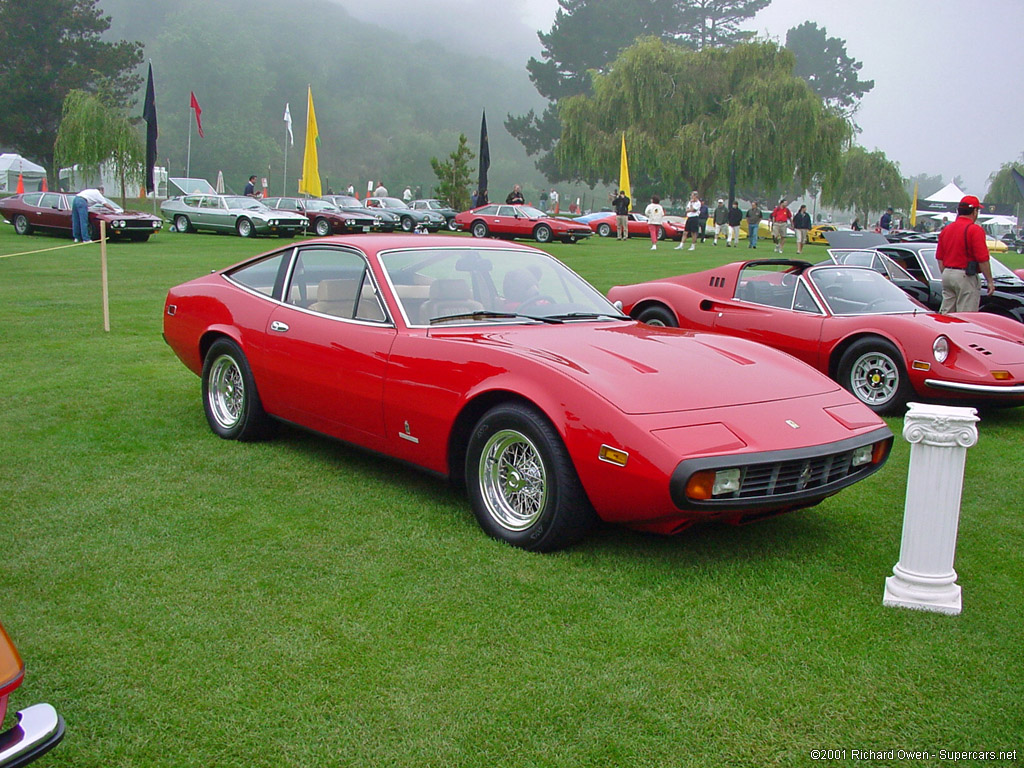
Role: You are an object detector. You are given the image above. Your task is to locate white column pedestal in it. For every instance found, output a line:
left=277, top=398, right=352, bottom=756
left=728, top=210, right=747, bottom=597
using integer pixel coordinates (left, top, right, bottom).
left=883, top=403, right=978, bottom=616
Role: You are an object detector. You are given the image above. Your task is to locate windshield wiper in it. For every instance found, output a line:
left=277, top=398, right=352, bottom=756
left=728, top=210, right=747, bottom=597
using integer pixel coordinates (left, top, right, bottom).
left=429, top=310, right=563, bottom=325
left=545, top=311, right=631, bottom=321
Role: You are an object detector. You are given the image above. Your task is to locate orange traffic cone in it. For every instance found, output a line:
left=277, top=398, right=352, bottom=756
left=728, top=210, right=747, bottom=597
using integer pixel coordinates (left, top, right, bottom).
left=41, top=177, right=48, bottom=192
left=16, top=173, right=24, bottom=194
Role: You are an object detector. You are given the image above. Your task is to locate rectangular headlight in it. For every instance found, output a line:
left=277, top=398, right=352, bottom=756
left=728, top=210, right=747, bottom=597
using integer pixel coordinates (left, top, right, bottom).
left=712, top=468, right=742, bottom=495
left=852, top=445, right=873, bottom=466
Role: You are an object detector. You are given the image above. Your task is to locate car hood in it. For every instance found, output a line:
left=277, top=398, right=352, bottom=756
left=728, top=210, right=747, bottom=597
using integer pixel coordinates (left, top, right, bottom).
left=824, top=230, right=889, bottom=248
left=460, top=322, right=844, bottom=415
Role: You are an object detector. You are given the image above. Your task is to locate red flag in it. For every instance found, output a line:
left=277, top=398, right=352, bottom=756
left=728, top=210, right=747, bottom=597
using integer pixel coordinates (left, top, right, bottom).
left=190, top=91, right=204, bottom=138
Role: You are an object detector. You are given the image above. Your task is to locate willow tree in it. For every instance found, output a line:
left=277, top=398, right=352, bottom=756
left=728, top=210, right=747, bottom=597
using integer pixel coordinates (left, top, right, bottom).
left=555, top=37, right=852, bottom=201
left=54, top=90, right=145, bottom=206
left=985, top=157, right=1024, bottom=206
left=821, top=145, right=909, bottom=227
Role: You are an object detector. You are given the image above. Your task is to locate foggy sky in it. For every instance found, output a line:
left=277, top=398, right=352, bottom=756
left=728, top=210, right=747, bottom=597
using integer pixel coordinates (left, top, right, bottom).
left=332, top=0, right=1023, bottom=196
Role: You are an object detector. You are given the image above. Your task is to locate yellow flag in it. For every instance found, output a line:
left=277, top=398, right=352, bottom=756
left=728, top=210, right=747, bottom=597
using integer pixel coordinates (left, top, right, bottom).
left=910, top=182, right=918, bottom=228
left=298, top=85, right=321, bottom=197
left=619, top=133, right=632, bottom=211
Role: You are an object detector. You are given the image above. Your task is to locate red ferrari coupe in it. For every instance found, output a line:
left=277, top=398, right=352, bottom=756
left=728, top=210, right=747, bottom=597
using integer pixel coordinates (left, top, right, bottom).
left=0, top=621, right=64, bottom=767
left=583, top=211, right=684, bottom=240
left=454, top=204, right=593, bottom=244
left=0, top=191, right=163, bottom=242
left=609, top=259, right=1024, bottom=415
left=164, top=236, right=892, bottom=551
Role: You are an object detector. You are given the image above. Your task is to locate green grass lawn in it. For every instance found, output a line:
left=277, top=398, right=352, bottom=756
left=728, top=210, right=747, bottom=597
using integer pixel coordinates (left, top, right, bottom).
left=1, top=226, right=1021, bottom=767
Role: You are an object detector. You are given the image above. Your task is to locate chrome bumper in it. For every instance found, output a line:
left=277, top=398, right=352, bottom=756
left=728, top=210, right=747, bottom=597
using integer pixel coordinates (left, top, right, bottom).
left=0, top=703, right=65, bottom=767
left=925, top=379, right=1024, bottom=395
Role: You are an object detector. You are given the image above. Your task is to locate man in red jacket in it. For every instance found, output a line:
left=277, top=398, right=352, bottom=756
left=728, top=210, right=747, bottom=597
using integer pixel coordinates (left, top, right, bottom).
left=770, top=199, right=792, bottom=253
left=936, top=194, right=993, bottom=313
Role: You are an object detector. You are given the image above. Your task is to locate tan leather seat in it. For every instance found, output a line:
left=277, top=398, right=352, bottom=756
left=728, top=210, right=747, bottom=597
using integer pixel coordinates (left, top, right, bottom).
left=309, top=278, right=359, bottom=318
left=419, top=279, right=483, bottom=324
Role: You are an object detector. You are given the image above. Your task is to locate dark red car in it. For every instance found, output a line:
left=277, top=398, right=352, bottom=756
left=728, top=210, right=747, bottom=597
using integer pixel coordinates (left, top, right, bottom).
left=0, top=192, right=163, bottom=242
left=163, top=235, right=891, bottom=551
left=264, top=197, right=375, bottom=237
left=1, top=621, right=64, bottom=766
left=454, top=204, right=593, bottom=244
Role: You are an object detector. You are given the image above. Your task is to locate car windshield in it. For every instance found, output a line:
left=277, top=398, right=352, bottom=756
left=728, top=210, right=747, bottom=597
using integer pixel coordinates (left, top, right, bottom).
left=808, top=266, right=924, bottom=315
left=304, top=200, right=338, bottom=212
left=94, top=195, right=123, bottom=212
left=332, top=196, right=363, bottom=207
left=377, top=197, right=410, bottom=210
left=379, top=247, right=625, bottom=326
left=985, top=256, right=1024, bottom=286
left=224, top=196, right=268, bottom=211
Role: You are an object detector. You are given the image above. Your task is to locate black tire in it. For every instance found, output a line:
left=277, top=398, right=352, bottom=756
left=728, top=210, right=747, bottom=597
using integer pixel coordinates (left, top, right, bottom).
left=597, top=222, right=612, bottom=237
left=13, top=214, right=32, bottom=235
left=636, top=305, right=678, bottom=327
left=201, top=338, right=276, bottom=441
left=470, top=220, right=489, bottom=238
left=466, top=403, right=595, bottom=552
left=534, top=224, right=553, bottom=243
left=400, top=216, right=415, bottom=232
left=836, top=338, right=910, bottom=416
left=236, top=218, right=255, bottom=238
left=174, top=215, right=193, bottom=234
left=88, top=221, right=100, bottom=241
left=314, top=217, right=332, bottom=236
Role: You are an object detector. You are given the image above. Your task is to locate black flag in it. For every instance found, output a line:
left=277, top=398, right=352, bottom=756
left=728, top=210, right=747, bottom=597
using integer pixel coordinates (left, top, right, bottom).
left=1011, top=168, right=1024, bottom=202
left=477, top=110, right=490, bottom=205
left=142, top=63, right=158, bottom=194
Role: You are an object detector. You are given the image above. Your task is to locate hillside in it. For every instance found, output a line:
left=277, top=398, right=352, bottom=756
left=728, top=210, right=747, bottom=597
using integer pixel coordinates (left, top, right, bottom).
left=100, top=0, right=550, bottom=199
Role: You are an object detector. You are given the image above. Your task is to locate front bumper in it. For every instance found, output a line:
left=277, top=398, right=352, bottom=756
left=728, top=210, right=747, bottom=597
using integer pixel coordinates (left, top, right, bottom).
left=0, top=703, right=65, bottom=768
left=924, top=379, right=1024, bottom=395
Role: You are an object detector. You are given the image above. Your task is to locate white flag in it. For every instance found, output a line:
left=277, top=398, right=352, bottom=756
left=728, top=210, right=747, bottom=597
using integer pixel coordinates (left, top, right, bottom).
left=283, top=103, right=294, bottom=146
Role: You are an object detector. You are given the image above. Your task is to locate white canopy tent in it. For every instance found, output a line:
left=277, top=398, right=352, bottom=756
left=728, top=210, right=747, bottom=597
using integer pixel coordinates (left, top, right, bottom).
left=925, top=181, right=968, bottom=203
left=0, top=153, right=47, bottom=193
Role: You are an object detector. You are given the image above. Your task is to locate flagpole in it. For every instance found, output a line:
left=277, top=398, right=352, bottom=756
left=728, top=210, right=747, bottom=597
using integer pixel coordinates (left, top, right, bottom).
left=186, top=108, right=192, bottom=179
left=283, top=122, right=288, bottom=196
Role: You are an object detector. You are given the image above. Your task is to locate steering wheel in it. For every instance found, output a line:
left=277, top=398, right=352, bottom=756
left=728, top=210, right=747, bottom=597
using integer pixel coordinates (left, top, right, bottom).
left=516, top=295, right=557, bottom=314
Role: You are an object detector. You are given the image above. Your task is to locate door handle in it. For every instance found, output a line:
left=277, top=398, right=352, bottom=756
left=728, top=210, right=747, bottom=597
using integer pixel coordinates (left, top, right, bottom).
left=270, top=321, right=289, bottom=332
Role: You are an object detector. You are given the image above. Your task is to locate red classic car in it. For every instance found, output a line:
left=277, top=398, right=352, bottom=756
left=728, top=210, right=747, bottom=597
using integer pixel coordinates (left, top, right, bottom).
left=0, top=621, right=64, bottom=767
left=581, top=211, right=684, bottom=240
left=454, top=204, right=593, bottom=244
left=609, top=259, right=1024, bottom=415
left=164, top=235, right=891, bottom=551
left=264, top=197, right=375, bottom=236
left=0, top=191, right=163, bottom=241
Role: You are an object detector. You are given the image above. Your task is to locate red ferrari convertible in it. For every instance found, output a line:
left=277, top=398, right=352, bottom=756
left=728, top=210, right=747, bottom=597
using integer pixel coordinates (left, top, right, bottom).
left=164, top=236, right=892, bottom=551
left=609, top=259, right=1024, bottom=415
left=1, top=621, right=64, bottom=767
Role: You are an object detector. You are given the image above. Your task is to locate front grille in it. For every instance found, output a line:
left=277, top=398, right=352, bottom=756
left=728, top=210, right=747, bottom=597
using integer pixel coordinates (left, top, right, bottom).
left=731, top=451, right=853, bottom=498
left=669, top=428, right=892, bottom=511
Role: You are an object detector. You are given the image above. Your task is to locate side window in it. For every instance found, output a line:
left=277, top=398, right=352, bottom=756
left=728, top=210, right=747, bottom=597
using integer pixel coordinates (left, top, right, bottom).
left=22, top=193, right=43, bottom=206
left=227, top=251, right=290, bottom=297
left=40, top=193, right=62, bottom=208
left=792, top=281, right=821, bottom=314
left=290, top=247, right=387, bottom=322
left=182, top=196, right=201, bottom=207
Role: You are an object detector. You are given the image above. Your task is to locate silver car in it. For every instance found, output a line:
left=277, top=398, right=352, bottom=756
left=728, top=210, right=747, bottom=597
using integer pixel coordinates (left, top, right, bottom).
left=161, top=194, right=307, bottom=238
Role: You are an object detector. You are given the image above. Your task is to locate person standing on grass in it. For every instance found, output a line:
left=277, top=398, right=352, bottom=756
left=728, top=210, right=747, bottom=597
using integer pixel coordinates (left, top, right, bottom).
left=936, top=194, right=993, bottom=313
left=711, top=198, right=728, bottom=245
left=793, top=204, right=812, bottom=254
left=746, top=202, right=762, bottom=249
left=71, top=186, right=114, bottom=243
left=644, top=195, right=666, bottom=250
left=676, top=190, right=701, bottom=250
left=727, top=200, right=742, bottom=247
left=771, top=198, right=793, bottom=253
left=698, top=199, right=709, bottom=242
left=613, top=190, right=630, bottom=240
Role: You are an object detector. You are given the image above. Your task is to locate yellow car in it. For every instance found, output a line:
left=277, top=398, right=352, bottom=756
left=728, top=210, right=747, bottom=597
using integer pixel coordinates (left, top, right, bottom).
left=808, top=224, right=838, bottom=245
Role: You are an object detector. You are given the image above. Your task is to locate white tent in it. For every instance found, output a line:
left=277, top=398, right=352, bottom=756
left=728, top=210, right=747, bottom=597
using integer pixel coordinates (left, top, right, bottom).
left=59, top=162, right=168, bottom=198
left=925, top=181, right=968, bottom=203
left=0, top=153, right=47, bottom=193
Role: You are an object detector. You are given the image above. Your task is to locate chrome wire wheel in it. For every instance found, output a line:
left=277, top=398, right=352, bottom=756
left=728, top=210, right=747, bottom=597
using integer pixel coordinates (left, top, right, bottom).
left=207, top=354, right=245, bottom=430
left=849, top=350, right=900, bottom=407
left=478, top=429, right=548, bottom=532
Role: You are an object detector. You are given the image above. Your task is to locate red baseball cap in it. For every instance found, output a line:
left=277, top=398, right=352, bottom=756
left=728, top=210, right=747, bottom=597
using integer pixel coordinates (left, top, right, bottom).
left=960, top=195, right=984, bottom=209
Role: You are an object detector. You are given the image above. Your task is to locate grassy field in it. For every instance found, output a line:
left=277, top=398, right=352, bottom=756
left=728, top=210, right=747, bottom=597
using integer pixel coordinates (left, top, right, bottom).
left=1, top=225, right=1022, bottom=767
